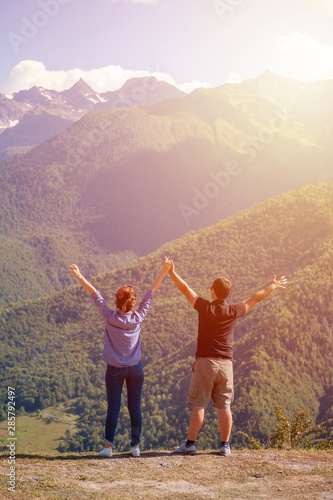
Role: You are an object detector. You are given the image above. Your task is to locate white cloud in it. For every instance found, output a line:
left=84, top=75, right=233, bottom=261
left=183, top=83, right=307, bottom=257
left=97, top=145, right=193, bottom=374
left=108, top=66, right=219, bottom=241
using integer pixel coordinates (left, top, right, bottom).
left=170, top=79, right=210, bottom=93
left=0, top=60, right=209, bottom=94
left=269, top=33, right=333, bottom=81
left=226, top=72, right=244, bottom=84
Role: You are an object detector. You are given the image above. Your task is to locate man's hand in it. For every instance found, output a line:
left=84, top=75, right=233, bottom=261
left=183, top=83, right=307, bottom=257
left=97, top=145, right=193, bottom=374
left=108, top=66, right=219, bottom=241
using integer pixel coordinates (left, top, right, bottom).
left=70, top=264, right=82, bottom=280
left=167, top=259, right=198, bottom=307
left=244, top=274, right=287, bottom=314
left=271, top=275, right=287, bottom=290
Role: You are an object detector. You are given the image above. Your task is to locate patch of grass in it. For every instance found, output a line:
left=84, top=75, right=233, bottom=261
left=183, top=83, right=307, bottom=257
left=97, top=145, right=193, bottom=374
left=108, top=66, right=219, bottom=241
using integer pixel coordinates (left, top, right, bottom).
left=0, top=401, right=79, bottom=454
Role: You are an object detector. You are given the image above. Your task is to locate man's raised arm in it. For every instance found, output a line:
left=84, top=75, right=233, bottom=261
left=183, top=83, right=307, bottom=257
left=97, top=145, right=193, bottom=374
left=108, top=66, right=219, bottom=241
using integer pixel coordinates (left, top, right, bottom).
left=243, top=275, right=287, bottom=313
left=168, top=260, right=198, bottom=307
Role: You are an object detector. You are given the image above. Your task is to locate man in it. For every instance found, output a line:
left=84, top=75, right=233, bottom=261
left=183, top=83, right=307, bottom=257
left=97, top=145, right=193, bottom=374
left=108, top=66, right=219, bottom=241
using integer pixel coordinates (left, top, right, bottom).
left=168, top=261, right=287, bottom=456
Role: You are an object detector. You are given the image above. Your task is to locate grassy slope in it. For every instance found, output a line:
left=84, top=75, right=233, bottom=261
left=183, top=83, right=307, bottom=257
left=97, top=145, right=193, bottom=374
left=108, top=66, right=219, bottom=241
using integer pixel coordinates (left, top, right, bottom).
left=0, top=402, right=79, bottom=454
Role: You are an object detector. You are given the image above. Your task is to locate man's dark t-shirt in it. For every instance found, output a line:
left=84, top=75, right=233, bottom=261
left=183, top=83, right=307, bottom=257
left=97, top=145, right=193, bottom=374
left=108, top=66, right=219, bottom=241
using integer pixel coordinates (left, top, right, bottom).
left=194, top=297, right=246, bottom=361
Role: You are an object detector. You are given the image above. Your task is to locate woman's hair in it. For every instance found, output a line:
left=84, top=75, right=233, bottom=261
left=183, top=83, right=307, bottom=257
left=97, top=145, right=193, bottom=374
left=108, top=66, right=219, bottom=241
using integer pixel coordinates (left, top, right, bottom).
left=115, top=285, right=136, bottom=313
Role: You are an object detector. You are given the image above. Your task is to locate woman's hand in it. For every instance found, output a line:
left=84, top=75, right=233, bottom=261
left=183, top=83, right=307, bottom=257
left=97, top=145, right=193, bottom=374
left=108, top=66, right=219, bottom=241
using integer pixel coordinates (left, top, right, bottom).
left=150, top=257, right=172, bottom=292
left=70, top=264, right=82, bottom=280
left=162, top=256, right=172, bottom=275
left=70, top=264, right=97, bottom=295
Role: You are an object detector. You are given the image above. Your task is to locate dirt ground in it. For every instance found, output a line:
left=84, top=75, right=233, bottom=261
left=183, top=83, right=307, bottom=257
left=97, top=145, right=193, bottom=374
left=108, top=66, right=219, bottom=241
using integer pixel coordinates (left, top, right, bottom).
left=1, top=449, right=332, bottom=499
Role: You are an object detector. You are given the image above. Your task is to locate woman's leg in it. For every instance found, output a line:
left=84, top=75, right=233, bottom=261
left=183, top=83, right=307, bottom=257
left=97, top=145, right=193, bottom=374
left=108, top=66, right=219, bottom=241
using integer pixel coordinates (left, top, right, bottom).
left=105, top=365, right=125, bottom=447
left=126, top=361, right=144, bottom=447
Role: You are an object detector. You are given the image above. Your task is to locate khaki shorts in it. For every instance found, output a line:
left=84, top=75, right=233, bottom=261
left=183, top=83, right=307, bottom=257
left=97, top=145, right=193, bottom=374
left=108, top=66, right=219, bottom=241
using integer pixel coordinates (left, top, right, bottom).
left=186, top=357, right=233, bottom=409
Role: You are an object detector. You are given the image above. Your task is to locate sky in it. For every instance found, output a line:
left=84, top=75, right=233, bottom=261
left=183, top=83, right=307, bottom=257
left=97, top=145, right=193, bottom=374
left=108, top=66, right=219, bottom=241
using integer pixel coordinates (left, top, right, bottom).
left=0, top=0, right=333, bottom=94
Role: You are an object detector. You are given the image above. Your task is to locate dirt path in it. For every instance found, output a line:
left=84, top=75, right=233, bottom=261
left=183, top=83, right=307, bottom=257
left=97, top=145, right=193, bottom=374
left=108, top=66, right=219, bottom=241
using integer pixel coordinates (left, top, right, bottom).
left=41, top=412, right=77, bottom=423
left=1, top=449, right=332, bottom=499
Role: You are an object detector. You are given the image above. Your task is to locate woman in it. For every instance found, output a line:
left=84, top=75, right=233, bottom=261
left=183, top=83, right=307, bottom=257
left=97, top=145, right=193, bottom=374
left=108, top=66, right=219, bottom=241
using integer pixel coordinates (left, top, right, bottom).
left=70, top=257, right=171, bottom=457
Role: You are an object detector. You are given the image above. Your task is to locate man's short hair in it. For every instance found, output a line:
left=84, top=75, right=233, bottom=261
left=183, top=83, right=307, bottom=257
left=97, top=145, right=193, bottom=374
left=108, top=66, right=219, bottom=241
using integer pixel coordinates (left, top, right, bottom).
left=212, top=277, right=232, bottom=299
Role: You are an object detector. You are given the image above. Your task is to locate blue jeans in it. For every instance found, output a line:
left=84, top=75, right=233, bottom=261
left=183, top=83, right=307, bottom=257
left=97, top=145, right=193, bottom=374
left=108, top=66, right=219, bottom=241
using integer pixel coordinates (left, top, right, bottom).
left=105, top=361, right=144, bottom=447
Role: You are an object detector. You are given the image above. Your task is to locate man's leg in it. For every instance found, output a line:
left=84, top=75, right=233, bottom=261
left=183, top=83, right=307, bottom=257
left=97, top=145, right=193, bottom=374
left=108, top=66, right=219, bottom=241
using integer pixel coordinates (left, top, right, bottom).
left=188, top=405, right=206, bottom=441
left=212, top=359, right=233, bottom=445
left=217, top=407, right=232, bottom=442
left=177, top=358, right=211, bottom=452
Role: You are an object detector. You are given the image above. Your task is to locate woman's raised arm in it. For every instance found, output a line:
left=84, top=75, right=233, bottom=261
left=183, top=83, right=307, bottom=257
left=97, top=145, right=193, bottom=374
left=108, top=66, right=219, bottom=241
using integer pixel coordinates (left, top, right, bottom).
left=70, top=264, right=97, bottom=295
left=150, top=257, right=171, bottom=292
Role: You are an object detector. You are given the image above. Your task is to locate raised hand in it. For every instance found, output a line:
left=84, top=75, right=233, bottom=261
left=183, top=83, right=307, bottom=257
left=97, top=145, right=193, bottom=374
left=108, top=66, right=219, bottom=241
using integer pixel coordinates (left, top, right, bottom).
left=162, top=256, right=172, bottom=274
left=271, top=275, right=287, bottom=289
left=150, top=257, right=172, bottom=292
left=70, top=264, right=82, bottom=280
left=69, top=264, right=96, bottom=295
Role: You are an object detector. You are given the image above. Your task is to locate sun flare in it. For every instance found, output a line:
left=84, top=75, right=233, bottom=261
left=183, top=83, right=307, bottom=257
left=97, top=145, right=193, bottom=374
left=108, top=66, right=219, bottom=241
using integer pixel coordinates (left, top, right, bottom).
left=270, top=32, right=333, bottom=81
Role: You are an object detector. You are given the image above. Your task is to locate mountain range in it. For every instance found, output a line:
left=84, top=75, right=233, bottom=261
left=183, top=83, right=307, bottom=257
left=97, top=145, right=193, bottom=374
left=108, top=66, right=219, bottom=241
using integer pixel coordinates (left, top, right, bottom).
left=0, top=77, right=185, bottom=158
left=0, top=72, right=332, bottom=307
left=1, top=181, right=332, bottom=451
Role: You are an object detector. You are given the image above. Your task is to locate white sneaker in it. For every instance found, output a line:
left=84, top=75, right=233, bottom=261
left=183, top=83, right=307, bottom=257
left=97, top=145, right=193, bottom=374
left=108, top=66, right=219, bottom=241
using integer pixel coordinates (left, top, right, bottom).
left=220, top=443, right=231, bottom=456
left=130, top=445, right=140, bottom=457
left=99, top=447, right=113, bottom=458
left=175, top=441, right=196, bottom=455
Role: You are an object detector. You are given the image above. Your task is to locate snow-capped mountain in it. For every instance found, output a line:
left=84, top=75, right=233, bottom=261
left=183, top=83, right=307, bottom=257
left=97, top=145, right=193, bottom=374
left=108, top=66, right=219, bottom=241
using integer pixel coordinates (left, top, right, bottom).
left=0, top=77, right=185, bottom=157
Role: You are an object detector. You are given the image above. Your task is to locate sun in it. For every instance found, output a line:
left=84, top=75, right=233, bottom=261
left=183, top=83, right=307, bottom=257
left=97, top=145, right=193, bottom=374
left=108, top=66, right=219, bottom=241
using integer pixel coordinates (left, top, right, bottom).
left=270, top=32, right=333, bottom=81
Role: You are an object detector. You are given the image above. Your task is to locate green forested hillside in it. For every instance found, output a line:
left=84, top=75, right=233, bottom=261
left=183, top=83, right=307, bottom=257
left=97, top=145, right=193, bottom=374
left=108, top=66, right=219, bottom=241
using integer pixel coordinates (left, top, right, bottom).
left=1, top=182, right=332, bottom=451
left=0, top=233, right=137, bottom=306
left=0, top=73, right=330, bottom=305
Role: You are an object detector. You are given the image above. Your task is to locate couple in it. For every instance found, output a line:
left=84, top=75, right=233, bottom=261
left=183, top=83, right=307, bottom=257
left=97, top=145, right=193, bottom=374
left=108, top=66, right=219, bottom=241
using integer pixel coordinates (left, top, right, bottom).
left=70, top=258, right=287, bottom=457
